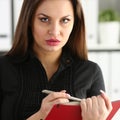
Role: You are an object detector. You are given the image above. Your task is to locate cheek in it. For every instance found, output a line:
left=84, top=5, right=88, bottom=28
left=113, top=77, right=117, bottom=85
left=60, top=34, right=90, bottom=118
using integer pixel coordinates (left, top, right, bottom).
left=33, top=27, right=46, bottom=40
left=64, top=26, right=73, bottom=39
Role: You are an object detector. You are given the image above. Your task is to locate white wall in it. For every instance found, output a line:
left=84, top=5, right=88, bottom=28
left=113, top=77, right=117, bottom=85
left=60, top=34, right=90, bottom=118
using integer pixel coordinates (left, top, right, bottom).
left=0, top=0, right=12, bottom=51
left=13, top=0, right=23, bottom=30
left=99, top=0, right=120, bottom=12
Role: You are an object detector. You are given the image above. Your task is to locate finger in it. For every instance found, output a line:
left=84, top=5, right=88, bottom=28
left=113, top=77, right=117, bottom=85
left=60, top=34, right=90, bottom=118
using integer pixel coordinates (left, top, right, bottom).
left=97, top=95, right=112, bottom=119
left=60, top=90, right=66, bottom=93
left=92, top=96, right=98, bottom=110
left=97, top=95, right=106, bottom=115
left=44, top=92, right=69, bottom=102
left=90, top=96, right=100, bottom=117
left=50, top=98, right=69, bottom=106
left=80, top=99, right=86, bottom=109
left=86, top=98, right=92, bottom=112
left=80, top=99, right=86, bottom=116
left=100, top=90, right=112, bottom=111
left=97, top=95, right=106, bottom=109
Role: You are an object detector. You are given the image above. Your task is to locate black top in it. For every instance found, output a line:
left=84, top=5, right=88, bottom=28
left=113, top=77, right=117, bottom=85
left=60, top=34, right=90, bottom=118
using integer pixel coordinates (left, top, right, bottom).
left=0, top=50, right=105, bottom=120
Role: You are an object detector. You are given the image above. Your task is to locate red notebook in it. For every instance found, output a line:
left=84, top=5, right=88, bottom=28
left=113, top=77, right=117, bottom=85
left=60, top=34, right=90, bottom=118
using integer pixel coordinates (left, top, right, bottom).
left=45, top=100, right=120, bottom=120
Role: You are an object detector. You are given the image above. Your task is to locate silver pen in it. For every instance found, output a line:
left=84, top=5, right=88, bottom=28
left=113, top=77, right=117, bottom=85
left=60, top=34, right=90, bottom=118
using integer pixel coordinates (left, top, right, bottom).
left=42, top=89, right=81, bottom=102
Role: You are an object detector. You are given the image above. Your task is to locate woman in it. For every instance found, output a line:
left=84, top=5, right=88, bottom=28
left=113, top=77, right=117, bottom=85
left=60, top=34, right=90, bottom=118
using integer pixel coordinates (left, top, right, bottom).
left=0, top=0, right=112, bottom=120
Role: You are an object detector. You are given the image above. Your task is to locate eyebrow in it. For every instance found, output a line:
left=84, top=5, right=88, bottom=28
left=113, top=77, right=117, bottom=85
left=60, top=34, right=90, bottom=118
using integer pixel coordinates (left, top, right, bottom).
left=37, top=13, right=72, bottom=18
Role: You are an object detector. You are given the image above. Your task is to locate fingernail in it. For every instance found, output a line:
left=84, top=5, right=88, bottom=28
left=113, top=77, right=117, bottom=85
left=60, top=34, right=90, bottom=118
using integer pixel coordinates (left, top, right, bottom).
left=66, top=94, right=71, bottom=98
left=100, top=89, right=105, bottom=94
left=61, top=90, right=66, bottom=93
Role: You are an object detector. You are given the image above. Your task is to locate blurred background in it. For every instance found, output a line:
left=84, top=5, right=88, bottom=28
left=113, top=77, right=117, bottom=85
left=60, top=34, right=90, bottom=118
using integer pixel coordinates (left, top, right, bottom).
left=0, top=0, right=120, bottom=114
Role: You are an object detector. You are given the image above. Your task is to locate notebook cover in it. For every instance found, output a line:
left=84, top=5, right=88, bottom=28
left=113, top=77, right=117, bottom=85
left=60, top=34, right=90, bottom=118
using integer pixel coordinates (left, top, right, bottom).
left=45, top=100, right=120, bottom=120
left=107, top=100, right=120, bottom=120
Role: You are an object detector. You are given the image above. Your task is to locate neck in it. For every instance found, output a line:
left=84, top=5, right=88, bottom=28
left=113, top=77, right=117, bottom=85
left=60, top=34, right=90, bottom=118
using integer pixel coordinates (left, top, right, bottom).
left=34, top=49, right=62, bottom=80
left=36, top=50, right=62, bottom=65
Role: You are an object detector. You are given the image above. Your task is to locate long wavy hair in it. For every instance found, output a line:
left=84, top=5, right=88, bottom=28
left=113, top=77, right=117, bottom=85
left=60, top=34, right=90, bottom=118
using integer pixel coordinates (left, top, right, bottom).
left=7, top=0, right=88, bottom=60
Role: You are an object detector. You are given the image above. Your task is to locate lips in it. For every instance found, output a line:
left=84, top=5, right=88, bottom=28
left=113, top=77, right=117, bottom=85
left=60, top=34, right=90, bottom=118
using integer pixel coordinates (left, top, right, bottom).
left=46, top=39, right=60, bottom=46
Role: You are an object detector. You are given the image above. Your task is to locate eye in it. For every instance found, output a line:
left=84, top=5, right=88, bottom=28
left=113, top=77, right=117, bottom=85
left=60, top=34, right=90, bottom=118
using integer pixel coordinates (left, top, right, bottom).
left=39, top=17, right=49, bottom=22
left=61, top=18, right=70, bottom=24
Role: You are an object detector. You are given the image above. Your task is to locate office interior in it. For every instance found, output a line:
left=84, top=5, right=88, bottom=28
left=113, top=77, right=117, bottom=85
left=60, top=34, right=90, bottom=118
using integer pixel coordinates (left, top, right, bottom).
left=0, top=1, right=120, bottom=118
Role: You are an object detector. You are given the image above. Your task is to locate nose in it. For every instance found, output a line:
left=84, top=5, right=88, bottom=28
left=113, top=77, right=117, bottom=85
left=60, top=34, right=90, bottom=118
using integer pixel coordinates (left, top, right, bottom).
left=48, top=22, right=60, bottom=37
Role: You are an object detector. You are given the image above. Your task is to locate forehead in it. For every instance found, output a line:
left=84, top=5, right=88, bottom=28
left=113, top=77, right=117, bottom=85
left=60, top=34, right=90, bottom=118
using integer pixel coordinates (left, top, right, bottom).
left=35, top=0, right=74, bottom=17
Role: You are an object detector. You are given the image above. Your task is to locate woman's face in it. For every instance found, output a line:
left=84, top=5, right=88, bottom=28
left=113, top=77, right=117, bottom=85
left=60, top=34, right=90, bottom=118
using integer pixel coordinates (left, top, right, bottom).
left=32, top=0, right=74, bottom=53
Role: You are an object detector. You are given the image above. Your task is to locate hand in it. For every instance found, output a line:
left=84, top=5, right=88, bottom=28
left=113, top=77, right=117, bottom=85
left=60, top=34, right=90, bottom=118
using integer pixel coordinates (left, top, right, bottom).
left=80, top=90, right=112, bottom=120
left=39, top=90, right=70, bottom=119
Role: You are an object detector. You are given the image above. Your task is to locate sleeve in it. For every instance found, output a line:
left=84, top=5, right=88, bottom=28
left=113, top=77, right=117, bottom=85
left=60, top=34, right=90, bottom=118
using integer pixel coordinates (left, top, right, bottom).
left=0, top=56, right=19, bottom=120
left=87, top=63, right=105, bottom=97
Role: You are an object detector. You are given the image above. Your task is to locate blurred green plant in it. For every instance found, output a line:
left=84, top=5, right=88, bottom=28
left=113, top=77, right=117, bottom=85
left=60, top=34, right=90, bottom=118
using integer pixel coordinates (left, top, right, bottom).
left=99, top=9, right=120, bottom=22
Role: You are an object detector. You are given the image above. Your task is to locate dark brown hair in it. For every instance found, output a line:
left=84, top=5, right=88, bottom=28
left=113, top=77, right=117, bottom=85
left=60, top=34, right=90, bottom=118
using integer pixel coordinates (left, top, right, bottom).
left=7, top=0, right=88, bottom=60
